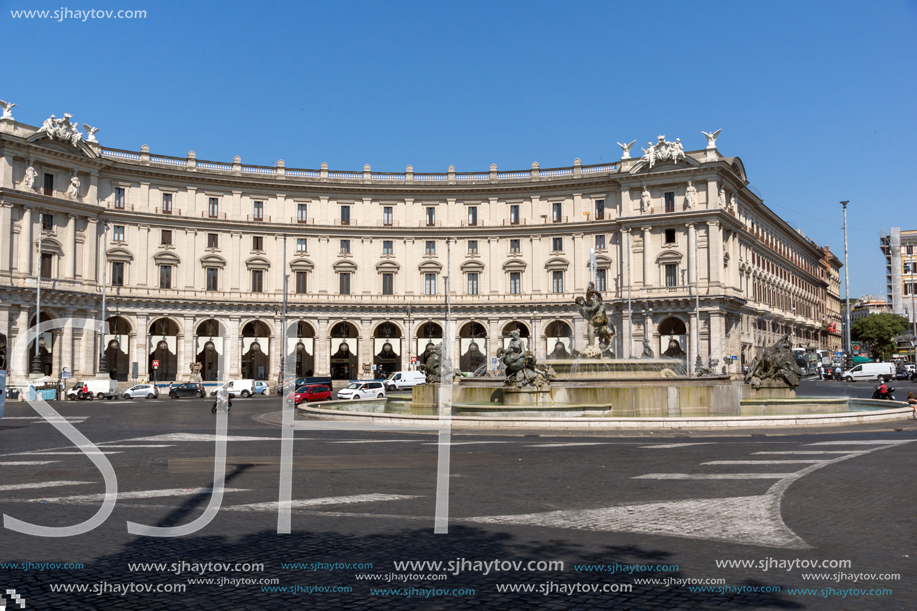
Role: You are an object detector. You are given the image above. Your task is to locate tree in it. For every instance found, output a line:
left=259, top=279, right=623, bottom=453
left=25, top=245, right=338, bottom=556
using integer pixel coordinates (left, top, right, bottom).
left=851, top=313, right=909, bottom=361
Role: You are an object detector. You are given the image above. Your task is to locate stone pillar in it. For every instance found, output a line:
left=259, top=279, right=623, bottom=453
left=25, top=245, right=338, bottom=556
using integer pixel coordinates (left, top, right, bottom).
left=573, top=316, right=587, bottom=353
left=177, top=315, right=193, bottom=381
left=487, top=318, right=500, bottom=368
left=530, top=235, right=541, bottom=293
left=687, top=223, right=696, bottom=285
left=137, top=313, right=149, bottom=380
left=60, top=317, right=73, bottom=379
left=707, top=220, right=722, bottom=287
left=270, top=315, right=282, bottom=383
left=710, top=312, right=724, bottom=362
left=641, top=226, right=652, bottom=287
left=17, top=206, right=33, bottom=276
left=184, top=229, right=197, bottom=289
left=316, top=317, right=329, bottom=376
left=85, top=217, right=98, bottom=284
left=88, top=170, right=99, bottom=204
left=488, top=237, right=498, bottom=294
left=230, top=232, right=241, bottom=292
left=360, top=318, right=373, bottom=377
left=572, top=233, right=583, bottom=292
left=229, top=315, right=241, bottom=377
left=14, top=308, right=29, bottom=380
left=137, top=225, right=149, bottom=286
left=66, top=214, right=77, bottom=279
left=0, top=203, right=11, bottom=278
left=644, top=313, right=657, bottom=352
left=688, top=310, right=698, bottom=371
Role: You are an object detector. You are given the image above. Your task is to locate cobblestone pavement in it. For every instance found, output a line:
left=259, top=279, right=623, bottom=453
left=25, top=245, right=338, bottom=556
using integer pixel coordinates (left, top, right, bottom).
left=0, top=394, right=914, bottom=610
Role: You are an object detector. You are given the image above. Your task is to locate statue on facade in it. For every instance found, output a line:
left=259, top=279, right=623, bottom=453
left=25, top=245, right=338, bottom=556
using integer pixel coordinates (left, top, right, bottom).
left=66, top=175, right=81, bottom=201
left=728, top=192, right=737, bottom=213
left=500, top=330, right=553, bottom=389
left=37, top=113, right=83, bottom=147
left=640, top=185, right=651, bottom=213
left=684, top=181, right=696, bottom=209
left=617, top=140, right=636, bottom=160
left=718, top=185, right=726, bottom=209
left=82, top=123, right=100, bottom=143
left=189, top=361, right=203, bottom=382
left=22, top=165, right=38, bottom=191
left=671, top=138, right=685, bottom=163
left=641, top=142, right=657, bottom=169
left=0, top=100, right=16, bottom=120
left=575, top=281, right=615, bottom=357
left=702, top=129, right=721, bottom=149
left=744, top=335, right=803, bottom=390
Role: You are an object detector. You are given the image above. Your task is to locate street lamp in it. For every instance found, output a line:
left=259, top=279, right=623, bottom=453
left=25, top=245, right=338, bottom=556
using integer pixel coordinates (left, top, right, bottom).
left=841, top=201, right=853, bottom=370
left=98, top=219, right=109, bottom=374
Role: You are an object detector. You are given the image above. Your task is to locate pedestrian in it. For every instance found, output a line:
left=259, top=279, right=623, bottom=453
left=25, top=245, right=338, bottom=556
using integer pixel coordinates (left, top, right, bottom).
left=908, top=392, right=917, bottom=419
left=817, top=364, right=824, bottom=380
left=835, top=365, right=842, bottom=381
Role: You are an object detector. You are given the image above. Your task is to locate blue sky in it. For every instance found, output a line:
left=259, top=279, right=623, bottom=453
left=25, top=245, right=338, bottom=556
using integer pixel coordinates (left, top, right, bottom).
left=2, top=0, right=915, bottom=298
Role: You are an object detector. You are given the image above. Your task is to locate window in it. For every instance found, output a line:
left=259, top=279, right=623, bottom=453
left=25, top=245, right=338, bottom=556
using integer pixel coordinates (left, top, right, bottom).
left=251, top=269, right=264, bottom=293
left=552, top=202, right=562, bottom=222
left=340, top=205, right=350, bottom=225
left=510, top=272, right=521, bottom=294
left=382, top=273, right=394, bottom=295
left=296, top=271, right=307, bottom=294
left=161, top=230, right=172, bottom=246
left=340, top=239, right=350, bottom=255
left=382, top=240, right=393, bottom=255
left=552, top=271, right=564, bottom=293
left=114, top=187, right=126, bottom=209
left=206, top=267, right=218, bottom=291
left=208, top=197, right=219, bottom=218
left=253, top=201, right=264, bottom=221
left=207, top=233, right=219, bottom=248
left=41, top=253, right=53, bottom=279
left=908, top=245, right=914, bottom=256
left=552, top=237, right=563, bottom=252
left=665, top=228, right=676, bottom=244
left=665, top=264, right=678, bottom=287
left=468, top=207, right=478, bottom=226
left=297, top=203, right=308, bottom=223
left=112, top=261, right=124, bottom=286
left=595, top=235, right=605, bottom=250
left=113, top=225, right=125, bottom=241
left=253, top=236, right=264, bottom=251
left=339, top=272, right=351, bottom=295
left=468, top=240, right=478, bottom=254
left=43, top=173, right=54, bottom=196
left=425, top=241, right=436, bottom=255
left=425, top=273, right=437, bottom=295
left=665, top=192, right=675, bottom=213
left=596, top=268, right=607, bottom=291
left=595, top=199, right=605, bottom=220
left=159, top=265, right=172, bottom=289
left=467, top=272, right=479, bottom=295
left=296, top=238, right=307, bottom=252
left=426, top=207, right=435, bottom=226
left=510, top=239, right=521, bottom=254
left=162, top=193, right=172, bottom=214
left=383, top=206, right=393, bottom=226
left=41, top=213, right=53, bottom=231
left=509, top=205, right=520, bottom=225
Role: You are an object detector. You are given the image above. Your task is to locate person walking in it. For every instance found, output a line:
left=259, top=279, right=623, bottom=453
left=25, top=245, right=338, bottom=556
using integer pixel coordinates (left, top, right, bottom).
left=817, top=363, right=824, bottom=380
left=908, top=392, right=917, bottom=419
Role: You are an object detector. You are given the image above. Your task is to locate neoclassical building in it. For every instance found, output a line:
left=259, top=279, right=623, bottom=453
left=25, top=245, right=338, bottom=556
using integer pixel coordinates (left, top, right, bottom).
left=0, top=106, right=839, bottom=385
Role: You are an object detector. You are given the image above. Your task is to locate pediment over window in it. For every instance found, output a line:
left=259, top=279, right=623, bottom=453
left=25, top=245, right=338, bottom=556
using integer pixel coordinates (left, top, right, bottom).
left=153, top=250, right=181, bottom=265
left=655, top=250, right=683, bottom=263
left=376, top=260, right=400, bottom=272
left=503, top=259, right=527, bottom=271
left=460, top=260, right=484, bottom=272
left=290, top=258, right=315, bottom=271
left=333, top=260, right=358, bottom=272
left=544, top=257, right=569, bottom=271
left=107, top=247, right=134, bottom=263
left=200, top=254, right=226, bottom=269
left=26, top=132, right=100, bottom=158
left=585, top=254, right=612, bottom=267
left=628, top=154, right=701, bottom=175
left=38, top=237, right=64, bottom=255
left=245, top=256, right=271, bottom=270
left=418, top=260, right=442, bottom=272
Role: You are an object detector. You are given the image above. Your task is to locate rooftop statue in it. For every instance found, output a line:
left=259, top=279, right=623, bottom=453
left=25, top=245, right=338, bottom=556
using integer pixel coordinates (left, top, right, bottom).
left=617, top=139, right=636, bottom=160
left=744, top=335, right=804, bottom=390
left=702, top=129, right=722, bottom=149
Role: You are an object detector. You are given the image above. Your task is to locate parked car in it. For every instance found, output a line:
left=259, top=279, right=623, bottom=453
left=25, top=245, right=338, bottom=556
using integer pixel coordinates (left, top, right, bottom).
left=336, top=381, right=386, bottom=400
left=841, top=362, right=895, bottom=382
left=894, top=368, right=910, bottom=380
left=209, top=379, right=266, bottom=398
left=287, top=385, right=333, bottom=404
left=66, top=378, right=118, bottom=400
left=276, top=377, right=308, bottom=394
left=122, top=384, right=159, bottom=399
left=169, top=383, right=205, bottom=399
left=383, top=371, right=427, bottom=391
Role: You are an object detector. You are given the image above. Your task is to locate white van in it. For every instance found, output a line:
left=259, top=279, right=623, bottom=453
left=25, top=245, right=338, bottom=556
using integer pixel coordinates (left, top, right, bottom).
left=841, top=362, right=895, bottom=382
left=67, top=378, right=118, bottom=400
left=209, top=379, right=267, bottom=398
left=384, top=371, right=427, bottom=391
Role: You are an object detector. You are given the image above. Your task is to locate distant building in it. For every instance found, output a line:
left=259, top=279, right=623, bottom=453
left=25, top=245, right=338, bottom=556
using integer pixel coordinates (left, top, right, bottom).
left=880, top=227, right=917, bottom=324
left=820, top=245, right=843, bottom=352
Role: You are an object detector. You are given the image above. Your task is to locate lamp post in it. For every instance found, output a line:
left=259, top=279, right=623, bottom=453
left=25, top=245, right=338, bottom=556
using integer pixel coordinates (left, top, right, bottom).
left=281, top=234, right=288, bottom=392
left=841, top=201, right=853, bottom=370
left=30, top=209, right=43, bottom=374
left=98, top=219, right=109, bottom=374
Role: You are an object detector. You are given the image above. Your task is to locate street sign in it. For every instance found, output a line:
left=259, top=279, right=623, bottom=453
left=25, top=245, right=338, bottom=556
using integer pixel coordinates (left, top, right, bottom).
left=491, top=358, right=497, bottom=364
left=836, top=351, right=843, bottom=359
left=410, top=356, right=417, bottom=364
left=132, top=362, right=139, bottom=378
left=371, top=365, right=376, bottom=371
left=152, top=360, right=159, bottom=369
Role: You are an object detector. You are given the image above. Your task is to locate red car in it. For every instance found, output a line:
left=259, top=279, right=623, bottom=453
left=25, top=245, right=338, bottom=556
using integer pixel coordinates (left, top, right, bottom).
left=287, top=385, right=332, bottom=404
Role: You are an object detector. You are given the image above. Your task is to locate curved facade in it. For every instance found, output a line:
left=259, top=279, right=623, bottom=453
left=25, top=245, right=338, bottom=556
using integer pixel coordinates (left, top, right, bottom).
left=0, top=110, right=841, bottom=384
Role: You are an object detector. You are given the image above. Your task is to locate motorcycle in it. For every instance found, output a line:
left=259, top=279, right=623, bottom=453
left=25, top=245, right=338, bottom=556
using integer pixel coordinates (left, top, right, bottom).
left=77, top=389, right=94, bottom=401
left=211, top=394, right=232, bottom=413
left=872, top=384, right=896, bottom=401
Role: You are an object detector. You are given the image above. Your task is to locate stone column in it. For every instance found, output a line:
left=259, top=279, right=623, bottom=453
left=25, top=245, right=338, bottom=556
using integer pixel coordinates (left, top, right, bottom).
left=530, top=235, right=541, bottom=293
left=137, top=313, right=149, bottom=380
left=573, top=316, right=587, bottom=353
left=360, top=318, right=373, bottom=377
left=572, top=233, right=583, bottom=292
left=316, top=317, right=329, bottom=376
left=184, top=229, right=197, bottom=289
left=60, top=317, right=73, bottom=379
left=644, top=313, right=657, bottom=353
left=88, top=170, right=99, bottom=204
left=85, top=217, right=98, bottom=284
left=686, top=223, right=696, bottom=285
left=0, top=203, right=12, bottom=278
left=270, top=315, right=282, bottom=383
left=229, top=315, right=241, bottom=377
left=709, top=312, right=724, bottom=363
left=137, top=225, right=149, bottom=286
left=487, top=237, right=498, bottom=294
left=707, top=220, right=722, bottom=287
left=621, top=228, right=631, bottom=297
left=641, top=226, right=652, bottom=287
left=66, top=214, right=78, bottom=279
left=14, top=308, right=29, bottom=379
left=230, top=232, right=241, bottom=292
left=487, top=318, right=500, bottom=369
left=17, top=206, right=33, bottom=276
left=688, top=310, right=698, bottom=370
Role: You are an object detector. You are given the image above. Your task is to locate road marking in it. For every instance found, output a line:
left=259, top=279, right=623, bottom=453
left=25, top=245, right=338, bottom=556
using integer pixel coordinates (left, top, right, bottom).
left=753, top=451, right=865, bottom=455
left=526, top=443, right=611, bottom=448
left=421, top=441, right=510, bottom=446
left=28, top=487, right=252, bottom=504
left=331, top=440, right=422, bottom=444
left=0, top=461, right=60, bottom=466
left=93, top=445, right=175, bottom=448
left=28, top=451, right=123, bottom=455
left=634, top=473, right=797, bottom=479
left=702, top=460, right=828, bottom=465
left=129, top=434, right=280, bottom=442
left=0, top=481, right=95, bottom=492
left=640, top=443, right=715, bottom=449
left=806, top=440, right=912, bottom=446
left=224, top=493, right=420, bottom=512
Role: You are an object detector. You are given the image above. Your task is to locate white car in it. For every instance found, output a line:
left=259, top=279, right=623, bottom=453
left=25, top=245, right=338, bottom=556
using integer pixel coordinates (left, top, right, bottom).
left=337, top=381, right=386, bottom=400
left=122, top=384, right=159, bottom=399
left=209, top=379, right=269, bottom=398
left=383, top=371, right=427, bottom=391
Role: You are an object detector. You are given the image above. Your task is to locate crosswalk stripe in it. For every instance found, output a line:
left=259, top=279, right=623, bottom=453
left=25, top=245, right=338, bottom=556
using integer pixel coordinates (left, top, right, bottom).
left=224, top=493, right=419, bottom=512
left=753, top=451, right=864, bottom=455
left=0, top=481, right=95, bottom=492
left=28, top=451, right=122, bottom=455
left=30, top=487, right=252, bottom=504
left=93, top=445, right=175, bottom=448
left=421, top=441, right=510, bottom=446
left=0, top=461, right=59, bottom=466
left=633, top=473, right=796, bottom=480
left=640, top=443, right=715, bottom=449
left=526, top=443, right=611, bottom=448
left=806, top=440, right=911, bottom=446
left=332, top=440, right=421, bottom=444
left=702, top=460, right=827, bottom=465
left=129, top=434, right=279, bottom=442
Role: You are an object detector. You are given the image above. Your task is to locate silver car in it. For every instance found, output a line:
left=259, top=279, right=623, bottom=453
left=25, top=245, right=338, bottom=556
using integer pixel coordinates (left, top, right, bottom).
left=122, top=384, right=159, bottom=399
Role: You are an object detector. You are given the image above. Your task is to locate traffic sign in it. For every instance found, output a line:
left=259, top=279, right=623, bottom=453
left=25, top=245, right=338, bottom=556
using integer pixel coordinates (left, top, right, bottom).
left=491, top=358, right=497, bottom=364
left=411, top=356, right=417, bottom=364
left=152, top=360, right=159, bottom=369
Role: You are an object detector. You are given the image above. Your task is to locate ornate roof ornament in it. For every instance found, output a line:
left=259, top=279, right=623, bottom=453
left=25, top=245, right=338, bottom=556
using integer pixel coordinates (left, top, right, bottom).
left=0, top=99, right=16, bottom=120
left=37, top=113, right=87, bottom=147
left=640, top=135, right=685, bottom=168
